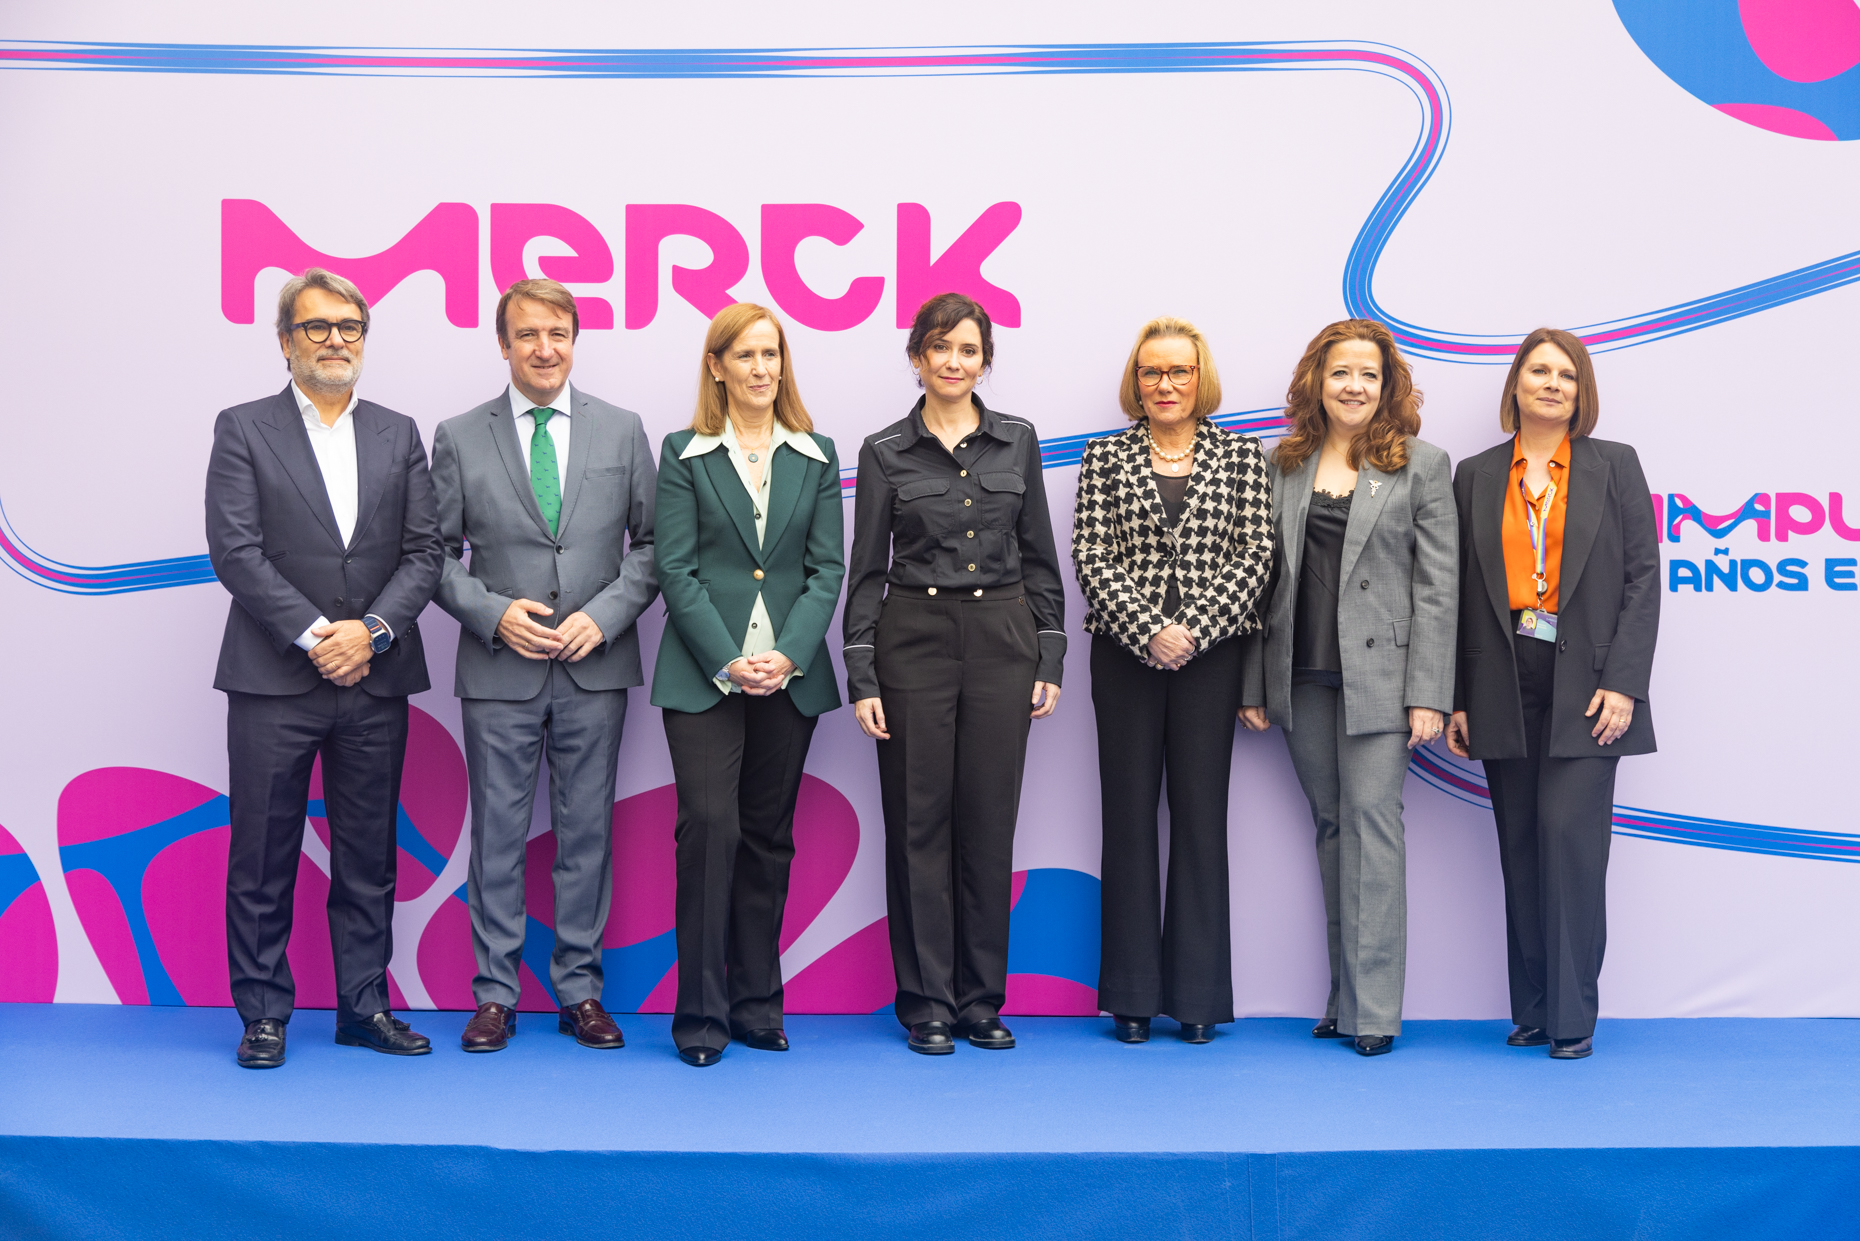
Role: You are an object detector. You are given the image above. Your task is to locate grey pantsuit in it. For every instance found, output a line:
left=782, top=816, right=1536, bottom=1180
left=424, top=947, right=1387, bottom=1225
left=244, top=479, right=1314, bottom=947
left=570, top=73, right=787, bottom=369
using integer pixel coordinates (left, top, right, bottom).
left=1243, top=437, right=1458, bottom=1040
left=462, top=663, right=627, bottom=1007
left=1284, top=681, right=1412, bottom=1036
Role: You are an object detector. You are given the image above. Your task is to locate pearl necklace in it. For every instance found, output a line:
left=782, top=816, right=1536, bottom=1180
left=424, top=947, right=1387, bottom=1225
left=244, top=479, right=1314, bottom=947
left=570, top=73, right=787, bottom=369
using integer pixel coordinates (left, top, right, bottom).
left=1148, top=429, right=1194, bottom=475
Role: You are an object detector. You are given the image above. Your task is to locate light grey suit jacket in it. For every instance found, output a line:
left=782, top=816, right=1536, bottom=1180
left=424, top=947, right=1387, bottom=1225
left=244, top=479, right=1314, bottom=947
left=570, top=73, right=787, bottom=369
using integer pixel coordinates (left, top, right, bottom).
left=1242, top=437, right=1457, bottom=735
left=431, top=387, right=658, bottom=701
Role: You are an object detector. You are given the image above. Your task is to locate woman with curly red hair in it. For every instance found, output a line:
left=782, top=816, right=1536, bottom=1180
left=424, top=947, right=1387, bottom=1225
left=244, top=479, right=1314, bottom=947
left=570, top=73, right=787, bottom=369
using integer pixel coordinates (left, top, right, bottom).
left=1240, top=319, right=1457, bottom=1056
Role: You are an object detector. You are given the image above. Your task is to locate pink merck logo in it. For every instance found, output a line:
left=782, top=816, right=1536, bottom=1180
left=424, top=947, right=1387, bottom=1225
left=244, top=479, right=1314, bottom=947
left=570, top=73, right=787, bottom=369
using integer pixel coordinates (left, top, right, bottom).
left=221, top=199, right=1022, bottom=332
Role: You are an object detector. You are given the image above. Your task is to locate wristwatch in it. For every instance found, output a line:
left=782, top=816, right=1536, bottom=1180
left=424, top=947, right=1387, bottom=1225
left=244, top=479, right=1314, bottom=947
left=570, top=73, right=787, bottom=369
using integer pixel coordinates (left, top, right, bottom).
left=363, top=615, right=393, bottom=654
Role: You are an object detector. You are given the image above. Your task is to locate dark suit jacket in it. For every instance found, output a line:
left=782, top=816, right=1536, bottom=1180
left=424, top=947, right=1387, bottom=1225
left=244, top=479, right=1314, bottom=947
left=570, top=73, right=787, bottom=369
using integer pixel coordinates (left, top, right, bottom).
left=1452, top=435, right=1659, bottom=759
left=650, top=428, right=845, bottom=718
left=206, top=384, right=443, bottom=697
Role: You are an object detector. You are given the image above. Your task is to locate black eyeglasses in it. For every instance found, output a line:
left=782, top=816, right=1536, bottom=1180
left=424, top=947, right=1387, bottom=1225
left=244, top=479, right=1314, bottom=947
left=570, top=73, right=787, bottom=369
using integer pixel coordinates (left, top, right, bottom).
left=292, top=319, right=367, bottom=344
left=1136, top=365, right=1198, bottom=388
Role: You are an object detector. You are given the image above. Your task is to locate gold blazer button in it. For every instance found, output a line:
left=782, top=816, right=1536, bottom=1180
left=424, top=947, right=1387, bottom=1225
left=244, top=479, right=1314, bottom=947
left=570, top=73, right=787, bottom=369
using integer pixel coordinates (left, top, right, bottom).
left=753, top=569, right=764, bottom=580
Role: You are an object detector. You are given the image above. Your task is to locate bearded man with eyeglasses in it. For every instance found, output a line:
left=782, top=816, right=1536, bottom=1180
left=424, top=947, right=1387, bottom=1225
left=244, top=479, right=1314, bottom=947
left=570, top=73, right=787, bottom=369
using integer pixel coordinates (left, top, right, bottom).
left=205, top=267, right=444, bottom=1068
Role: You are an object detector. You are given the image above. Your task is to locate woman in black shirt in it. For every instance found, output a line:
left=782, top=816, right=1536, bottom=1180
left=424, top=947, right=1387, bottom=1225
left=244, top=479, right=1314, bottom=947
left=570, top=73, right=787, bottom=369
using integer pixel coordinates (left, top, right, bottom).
left=843, top=293, right=1067, bottom=1056
left=1072, top=317, right=1273, bottom=1044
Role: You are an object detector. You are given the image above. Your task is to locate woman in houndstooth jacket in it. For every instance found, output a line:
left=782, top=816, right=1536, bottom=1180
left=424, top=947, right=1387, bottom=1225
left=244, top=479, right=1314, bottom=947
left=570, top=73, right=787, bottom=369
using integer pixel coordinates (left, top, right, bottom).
left=1072, top=317, right=1273, bottom=1045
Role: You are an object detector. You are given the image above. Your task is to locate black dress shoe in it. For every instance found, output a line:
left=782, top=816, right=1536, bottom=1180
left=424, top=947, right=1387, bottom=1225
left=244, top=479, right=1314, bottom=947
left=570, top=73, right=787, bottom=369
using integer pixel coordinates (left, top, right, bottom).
left=1550, top=1036, right=1593, bottom=1059
left=907, top=1021, right=955, bottom=1055
left=957, top=1017, right=1016, bottom=1049
left=1354, top=1035, right=1394, bottom=1056
left=678, top=1045, right=723, bottom=1067
left=742, top=1028, right=789, bottom=1052
left=237, top=1018, right=286, bottom=1069
left=1312, top=1018, right=1345, bottom=1039
left=1507, top=1024, right=1549, bottom=1047
left=1113, top=1015, right=1151, bottom=1043
left=335, top=1011, right=432, bottom=1055
left=1178, top=1022, right=1215, bottom=1044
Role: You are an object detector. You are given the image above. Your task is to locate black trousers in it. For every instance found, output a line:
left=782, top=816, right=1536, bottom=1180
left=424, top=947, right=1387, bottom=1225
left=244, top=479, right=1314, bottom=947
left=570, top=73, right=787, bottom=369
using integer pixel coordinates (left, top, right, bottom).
left=225, top=683, right=408, bottom=1026
left=875, top=586, right=1038, bottom=1028
left=1092, top=634, right=1242, bottom=1025
left=662, top=689, right=818, bottom=1052
left=1483, top=630, right=1619, bottom=1040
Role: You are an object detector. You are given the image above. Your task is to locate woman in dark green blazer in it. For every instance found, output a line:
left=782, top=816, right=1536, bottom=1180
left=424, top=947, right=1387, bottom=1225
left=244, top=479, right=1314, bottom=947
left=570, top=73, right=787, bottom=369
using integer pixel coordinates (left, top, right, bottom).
left=651, top=303, right=845, bottom=1067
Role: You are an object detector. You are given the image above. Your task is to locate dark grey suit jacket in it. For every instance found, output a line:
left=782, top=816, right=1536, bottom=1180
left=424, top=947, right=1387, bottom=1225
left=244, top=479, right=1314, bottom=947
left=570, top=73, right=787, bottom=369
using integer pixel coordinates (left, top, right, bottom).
left=205, top=385, right=442, bottom=697
left=1243, top=437, right=1458, bottom=734
left=1452, top=435, right=1659, bottom=759
left=431, top=386, right=658, bottom=701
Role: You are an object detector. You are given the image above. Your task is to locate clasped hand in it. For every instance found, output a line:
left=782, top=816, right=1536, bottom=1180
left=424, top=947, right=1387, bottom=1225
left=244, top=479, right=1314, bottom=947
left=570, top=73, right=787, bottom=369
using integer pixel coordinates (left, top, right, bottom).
left=497, top=599, right=604, bottom=663
left=726, top=651, right=795, bottom=696
left=308, top=620, right=373, bottom=687
left=1147, top=623, right=1197, bottom=671
left=855, top=679, right=1061, bottom=741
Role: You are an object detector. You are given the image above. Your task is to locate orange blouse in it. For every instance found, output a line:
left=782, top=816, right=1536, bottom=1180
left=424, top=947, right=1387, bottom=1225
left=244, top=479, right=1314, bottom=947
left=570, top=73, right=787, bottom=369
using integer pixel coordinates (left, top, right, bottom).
left=1502, top=434, right=1571, bottom=612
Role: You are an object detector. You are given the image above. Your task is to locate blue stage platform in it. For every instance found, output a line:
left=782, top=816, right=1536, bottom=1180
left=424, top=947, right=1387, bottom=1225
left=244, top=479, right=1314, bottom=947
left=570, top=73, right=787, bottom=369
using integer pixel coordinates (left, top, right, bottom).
left=1, top=1005, right=1855, bottom=1240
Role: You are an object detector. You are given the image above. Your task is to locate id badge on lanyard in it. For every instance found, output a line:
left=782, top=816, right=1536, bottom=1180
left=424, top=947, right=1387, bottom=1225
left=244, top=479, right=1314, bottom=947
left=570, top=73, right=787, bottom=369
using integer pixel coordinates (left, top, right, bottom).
left=1517, top=476, right=1558, bottom=643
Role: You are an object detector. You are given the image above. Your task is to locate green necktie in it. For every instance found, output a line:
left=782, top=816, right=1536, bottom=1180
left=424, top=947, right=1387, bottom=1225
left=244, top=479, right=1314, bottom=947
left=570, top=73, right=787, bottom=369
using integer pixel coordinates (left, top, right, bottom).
left=530, top=407, right=561, bottom=533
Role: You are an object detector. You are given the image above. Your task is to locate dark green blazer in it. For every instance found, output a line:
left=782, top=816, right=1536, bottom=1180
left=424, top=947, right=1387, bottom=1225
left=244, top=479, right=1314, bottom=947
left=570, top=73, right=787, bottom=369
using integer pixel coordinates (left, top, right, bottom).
left=651, top=427, right=845, bottom=717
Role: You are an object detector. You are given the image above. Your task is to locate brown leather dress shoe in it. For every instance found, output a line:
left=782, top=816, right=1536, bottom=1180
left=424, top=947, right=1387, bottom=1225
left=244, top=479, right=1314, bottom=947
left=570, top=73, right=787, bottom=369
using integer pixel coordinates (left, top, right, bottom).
left=461, top=1002, right=515, bottom=1052
left=558, top=998, right=625, bottom=1049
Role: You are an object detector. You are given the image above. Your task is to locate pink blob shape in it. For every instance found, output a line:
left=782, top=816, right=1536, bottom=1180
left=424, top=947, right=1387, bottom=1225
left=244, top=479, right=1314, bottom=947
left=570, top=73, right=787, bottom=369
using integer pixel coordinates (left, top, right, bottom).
left=387, top=971, right=409, bottom=1011
left=1003, top=973, right=1101, bottom=1017
left=285, top=856, right=338, bottom=1010
left=524, top=831, right=560, bottom=932
left=1715, top=101, right=1840, bottom=139
left=637, top=964, right=677, bottom=1013
left=607, top=784, right=678, bottom=946
left=142, top=825, right=233, bottom=1006
left=1740, top=0, right=1860, bottom=82
left=780, top=776, right=860, bottom=953
left=1010, top=870, right=1029, bottom=910
left=0, top=823, right=25, bottom=855
left=57, top=768, right=220, bottom=847
left=516, top=963, right=557, bottom=1013
left=416, top=894, right=479, bottom=1010
left=0, top=883, right=57, bottom=1002
left=66, top=869, right=147, bottom=1005
left=784, top=916, right=896, bottom=1014
left=395, top=707, right=468, bottom=900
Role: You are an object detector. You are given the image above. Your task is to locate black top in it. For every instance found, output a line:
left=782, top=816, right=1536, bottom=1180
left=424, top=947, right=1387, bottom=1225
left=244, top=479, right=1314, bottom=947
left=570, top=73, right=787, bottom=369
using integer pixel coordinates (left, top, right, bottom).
left=1292, top=488, right=1352, bottom=674
left=843, top=396, right=1067, bottom=700
left=1153, top=470, right=1190, bottom=618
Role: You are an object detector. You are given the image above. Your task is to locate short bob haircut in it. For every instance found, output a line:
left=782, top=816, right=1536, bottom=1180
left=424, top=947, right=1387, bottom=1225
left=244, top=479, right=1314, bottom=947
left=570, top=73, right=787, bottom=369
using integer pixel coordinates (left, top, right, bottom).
left=905, top=292, right=994, bottom=384
left=692, top=302, right=813, bottom=436
left=1272, top=318, right=1422, bottom=475
left=497, top=277, right=580, bottom=346
left=274, top=267, right=369, bottom=338
left=1498, top=327, right=1599, bottom=438
left=1117, top=317, right=1223, bottom=421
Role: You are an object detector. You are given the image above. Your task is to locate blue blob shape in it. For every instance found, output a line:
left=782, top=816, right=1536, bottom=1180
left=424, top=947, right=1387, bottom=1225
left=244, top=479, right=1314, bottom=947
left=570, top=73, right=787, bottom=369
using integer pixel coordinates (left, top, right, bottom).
left=0, top=851, right=41, bottom=915
left=1005, top=868, right=1101, bottom=987
left=602, top=929, right=680, bottom=1013
left=1614, top=0, right=1860, bottom=139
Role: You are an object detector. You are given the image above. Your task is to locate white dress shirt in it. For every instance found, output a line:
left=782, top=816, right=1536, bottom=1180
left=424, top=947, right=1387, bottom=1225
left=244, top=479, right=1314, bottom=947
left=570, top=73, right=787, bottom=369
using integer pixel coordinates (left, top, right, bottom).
left=289, top=383, right=390, bottom=652
left=678, top=418, right=829, bottom=694
left=509, top=381, right=572, bottom=484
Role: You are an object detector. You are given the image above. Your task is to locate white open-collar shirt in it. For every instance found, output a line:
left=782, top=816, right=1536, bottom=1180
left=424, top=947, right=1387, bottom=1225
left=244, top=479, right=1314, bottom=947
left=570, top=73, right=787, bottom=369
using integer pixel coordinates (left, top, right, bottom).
left=679, top=417, right=828, bottom=693
left=291, top=382, right=372, bottom=651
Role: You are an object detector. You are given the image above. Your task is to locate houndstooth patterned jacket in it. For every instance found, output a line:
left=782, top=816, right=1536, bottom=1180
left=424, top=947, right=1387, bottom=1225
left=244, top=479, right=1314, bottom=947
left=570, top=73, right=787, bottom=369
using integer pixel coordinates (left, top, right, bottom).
left=1072, top=421, right=1275, bottom=663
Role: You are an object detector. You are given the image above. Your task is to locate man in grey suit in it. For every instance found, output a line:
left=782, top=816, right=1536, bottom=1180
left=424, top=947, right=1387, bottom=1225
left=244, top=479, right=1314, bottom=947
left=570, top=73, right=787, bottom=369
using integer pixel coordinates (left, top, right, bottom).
left=207, top=267, right=443, bottom=1068
left=432, top=278, right=658, bottom=1053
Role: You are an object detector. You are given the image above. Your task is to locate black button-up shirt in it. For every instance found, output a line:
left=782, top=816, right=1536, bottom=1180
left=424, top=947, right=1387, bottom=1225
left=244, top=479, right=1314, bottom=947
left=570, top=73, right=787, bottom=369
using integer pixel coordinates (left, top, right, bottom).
left=843, top=397, right=1067, bottom=700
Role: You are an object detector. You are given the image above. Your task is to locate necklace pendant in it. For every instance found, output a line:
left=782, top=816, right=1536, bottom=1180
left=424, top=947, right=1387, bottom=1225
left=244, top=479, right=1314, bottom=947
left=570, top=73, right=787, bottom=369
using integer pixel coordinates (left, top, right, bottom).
left=746, top=451, right=759, bottom=463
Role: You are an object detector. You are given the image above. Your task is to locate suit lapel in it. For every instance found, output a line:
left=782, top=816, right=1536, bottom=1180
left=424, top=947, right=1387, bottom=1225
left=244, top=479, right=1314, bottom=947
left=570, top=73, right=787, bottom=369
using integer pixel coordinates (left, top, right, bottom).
left=552, top=391, right=593, bottom=536
left=252, top=386, right=344, bottom=549
left=347, top=403, right=392, bottom=552
left=1278, top=452, right=1319, bottom=586
left=1176, top=423, right=1215, bottom=526
left=1338, top=462, right=1393, bottom=586
left=699, top=446, right=765, bottom=565
left=1133, top=430, right=1172, bottom=543
left=1556, top=436, right=1609, bottom=611
left=487, top=391, right=555, bottom=540
left=760, top=441, right=808, bottom=554
left=1472, top=453, right=1513, bottom=636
